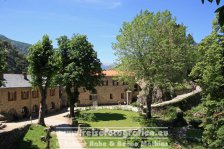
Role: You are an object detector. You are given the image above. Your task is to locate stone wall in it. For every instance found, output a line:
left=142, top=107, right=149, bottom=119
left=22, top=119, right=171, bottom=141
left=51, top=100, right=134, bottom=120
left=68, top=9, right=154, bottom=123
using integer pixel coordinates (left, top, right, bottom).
left=0, top=87, right=61, bottom=118
left=0, top=124, right=31, bottom=149
left=61, top=76, right=140, bottom=106
left=152, top=92, right=202, bottom=111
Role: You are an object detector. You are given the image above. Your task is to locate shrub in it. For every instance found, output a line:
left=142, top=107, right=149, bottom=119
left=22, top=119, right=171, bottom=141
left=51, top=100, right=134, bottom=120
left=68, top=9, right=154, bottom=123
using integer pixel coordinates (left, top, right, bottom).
left=131, top=102, right=139, bottom=107
left=78, top=113, right=96, bottom=122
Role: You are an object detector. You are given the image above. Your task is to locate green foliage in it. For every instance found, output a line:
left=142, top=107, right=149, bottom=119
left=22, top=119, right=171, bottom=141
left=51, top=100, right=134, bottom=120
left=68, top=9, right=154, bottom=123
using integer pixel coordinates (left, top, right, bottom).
left=18, top=125, right=58, bottom=149
left=78, top=109, right=142, bottom=128
left=190, top=33, right=224, bottom=98
left=0, top=34, right=31, bottom=54
left=28, top=35, right=58, bottom=88
left=113, top=10, right=196, bottom=118
left=0, top=40, right=8, bottom=86
left=190, top=16, right=224, bottom=147
left=77, top=113, right=97, bottom=122
left=173, top=82, right=192, bottom=92
left=57, top=34, right=103, bottom=90
left=57, top=34, right=103, bottom=117
left=130, top=102, right=140, bottom=107
left=113, top=10, right=195, bottom=86
left=0, top=39, right=28, bottom=74
left=201, top=99, right=224, bottom=148
left=27, top=35, right=58, bottom=125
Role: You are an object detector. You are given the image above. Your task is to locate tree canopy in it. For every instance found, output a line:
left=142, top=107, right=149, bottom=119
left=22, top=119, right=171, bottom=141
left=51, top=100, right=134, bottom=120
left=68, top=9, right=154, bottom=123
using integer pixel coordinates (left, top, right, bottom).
left=0, top=40, right=8, bottom=86
left=190, top=18, right=224, bottom=148
left=57, top=34, right=103, bottom=117
left=113, top=10, right=195, bottom=118
left=27, top=35, right=58, bottom=126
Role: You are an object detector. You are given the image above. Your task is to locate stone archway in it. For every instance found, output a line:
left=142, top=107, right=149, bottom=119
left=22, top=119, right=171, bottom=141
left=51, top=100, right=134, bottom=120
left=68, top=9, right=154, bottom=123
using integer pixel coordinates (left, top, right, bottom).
left=21, top=106, right=29, bottom=118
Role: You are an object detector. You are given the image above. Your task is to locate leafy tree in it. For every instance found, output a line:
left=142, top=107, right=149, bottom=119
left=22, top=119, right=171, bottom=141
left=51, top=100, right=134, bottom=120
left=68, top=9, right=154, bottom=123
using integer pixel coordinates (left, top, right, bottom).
left=0, top=40, right=8, bottom=86
left=190, top=18, right=224, bottom=148
left=57, top=34, right=103, bottom=117
left=27, top=35, right=58, bottom=126
left=113, top=10, right=195, bottom=118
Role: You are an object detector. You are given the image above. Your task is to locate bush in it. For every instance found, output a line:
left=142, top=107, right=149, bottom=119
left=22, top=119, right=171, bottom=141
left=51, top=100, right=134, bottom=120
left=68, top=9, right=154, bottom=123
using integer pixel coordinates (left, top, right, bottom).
left=78, top=113, right=96, bottom=122
left=131, top=102, right=139, bottom=107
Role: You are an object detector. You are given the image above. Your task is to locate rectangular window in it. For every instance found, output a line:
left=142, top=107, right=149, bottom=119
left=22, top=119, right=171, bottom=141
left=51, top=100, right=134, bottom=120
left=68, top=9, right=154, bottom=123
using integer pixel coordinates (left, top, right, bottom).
left=89, top=95, right=92, bottom=100
left=32, top=90, right=39, bottom=98
left=103, top=80, right=108, bottom=86
left=8, top=91, right=17, bottom=101
left=21, top=91, right=29, bottom=100
left=113, top=80, right=119, bottom=86
left=50, top=89, right=55, bottom=96
left=121, top=93, right=124, bottom=99
left=110, top=94, right=113, bottom=99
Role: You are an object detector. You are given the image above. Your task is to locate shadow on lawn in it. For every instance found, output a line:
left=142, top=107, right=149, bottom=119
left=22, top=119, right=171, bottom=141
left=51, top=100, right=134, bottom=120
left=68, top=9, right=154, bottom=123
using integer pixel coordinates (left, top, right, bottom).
left=94, top=113, right=126, bottom=121
left=18, top=140, right=39, bottom=149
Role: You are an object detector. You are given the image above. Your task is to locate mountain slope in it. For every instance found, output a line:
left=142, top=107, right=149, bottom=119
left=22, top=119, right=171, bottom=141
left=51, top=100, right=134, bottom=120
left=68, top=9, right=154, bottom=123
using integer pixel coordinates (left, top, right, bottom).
left=0, top=34, right=31, bottom=54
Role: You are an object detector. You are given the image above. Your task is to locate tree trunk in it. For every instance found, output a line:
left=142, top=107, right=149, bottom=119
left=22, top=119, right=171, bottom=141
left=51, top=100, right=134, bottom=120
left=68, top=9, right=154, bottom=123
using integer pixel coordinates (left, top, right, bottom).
left=38, top=88, right=46, bottom=126
left=66, top=86, right=79, bottom=118
left=70, top=97, right=75, bottom=118
left=70, top=86, right=79, bottom=118
left=66, top=86, right=73, bottom=117
left=145, top=85, right=153, bottom=119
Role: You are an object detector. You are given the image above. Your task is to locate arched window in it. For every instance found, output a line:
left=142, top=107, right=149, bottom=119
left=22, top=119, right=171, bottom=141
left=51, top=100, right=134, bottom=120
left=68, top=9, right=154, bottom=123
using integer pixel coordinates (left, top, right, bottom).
left=110, top=94, right=113, bottom=99
left=21, top=106, right=29, bottom=118
left=33, top=104, right=39, bottom=113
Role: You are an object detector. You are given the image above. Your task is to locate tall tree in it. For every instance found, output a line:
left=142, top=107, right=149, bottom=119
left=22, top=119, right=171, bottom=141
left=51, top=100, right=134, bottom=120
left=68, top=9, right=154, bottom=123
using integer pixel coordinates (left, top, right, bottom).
left=113, top=10, right=195, bottom=118
left=27, top=35, right=57, bottom=126
left=57, top=34, right=103, bottom=117
left=0, top=40, right=8, bottom=86
left=190, top=17, right=224, bottom=148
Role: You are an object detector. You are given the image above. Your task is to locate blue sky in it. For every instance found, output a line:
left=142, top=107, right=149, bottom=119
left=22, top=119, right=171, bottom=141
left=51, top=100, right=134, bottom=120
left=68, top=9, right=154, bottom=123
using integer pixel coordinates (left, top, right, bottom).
left=0, top=0, right=222, bottom=65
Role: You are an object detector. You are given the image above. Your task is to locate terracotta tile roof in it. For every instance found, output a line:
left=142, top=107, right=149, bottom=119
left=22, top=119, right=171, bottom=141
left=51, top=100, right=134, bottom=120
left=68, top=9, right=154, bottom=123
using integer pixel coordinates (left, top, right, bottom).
left=102, top=70, right=119, bottom=76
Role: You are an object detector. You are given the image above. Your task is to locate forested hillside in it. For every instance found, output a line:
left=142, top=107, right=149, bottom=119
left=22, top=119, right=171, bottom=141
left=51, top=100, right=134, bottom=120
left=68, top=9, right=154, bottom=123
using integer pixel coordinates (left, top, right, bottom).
left=0, top=39, right=28, bottom=73
left=0, top=34, right=31, bottom=54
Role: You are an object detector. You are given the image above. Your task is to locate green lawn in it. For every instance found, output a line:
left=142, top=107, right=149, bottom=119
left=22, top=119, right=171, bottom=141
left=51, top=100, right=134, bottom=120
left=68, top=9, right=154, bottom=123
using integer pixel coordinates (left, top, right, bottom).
left=78, top=109, right=170, bottom=148
left=78, top=109, right=143, bottom=128
left=18, top=124, right=58, bottom=149
left=77, top=109, right=205, bottom=149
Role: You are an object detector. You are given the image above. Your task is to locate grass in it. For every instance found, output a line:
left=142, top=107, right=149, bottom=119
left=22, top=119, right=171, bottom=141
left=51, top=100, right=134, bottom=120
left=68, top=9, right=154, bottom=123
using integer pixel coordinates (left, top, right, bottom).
left=78, top=109, right=142, bottom=128
left=78, top=108, right=206, bottom=148
left=18, top=124, right=58, bottom=149
left=78, top=109, right=171, bottom=148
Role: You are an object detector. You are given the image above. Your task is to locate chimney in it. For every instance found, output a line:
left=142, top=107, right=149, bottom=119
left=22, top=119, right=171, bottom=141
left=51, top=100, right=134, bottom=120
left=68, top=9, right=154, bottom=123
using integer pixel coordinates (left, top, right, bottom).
left=23, top=72, right=28, bottom=80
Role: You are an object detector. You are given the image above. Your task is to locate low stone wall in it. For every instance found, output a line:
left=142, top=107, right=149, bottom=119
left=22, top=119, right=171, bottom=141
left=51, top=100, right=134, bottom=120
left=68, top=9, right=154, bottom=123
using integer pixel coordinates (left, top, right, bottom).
left=75, top=105, right=139, bottom=112
left=152, top=92, right=202, bottom=111
left=175, top=88, right=193, bottom=96
left=0, top=124, right=31, bottom=149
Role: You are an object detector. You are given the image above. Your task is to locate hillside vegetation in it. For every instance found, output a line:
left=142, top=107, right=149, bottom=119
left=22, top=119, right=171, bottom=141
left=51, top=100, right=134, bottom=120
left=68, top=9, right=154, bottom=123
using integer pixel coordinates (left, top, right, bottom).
left=0, top=34, right=31, bottom=54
